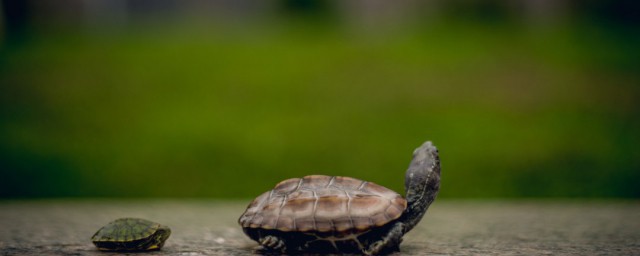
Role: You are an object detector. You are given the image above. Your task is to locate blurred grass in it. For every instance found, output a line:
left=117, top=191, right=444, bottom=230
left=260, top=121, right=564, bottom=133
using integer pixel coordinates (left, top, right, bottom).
left=1, top=19, right=639, bottom=198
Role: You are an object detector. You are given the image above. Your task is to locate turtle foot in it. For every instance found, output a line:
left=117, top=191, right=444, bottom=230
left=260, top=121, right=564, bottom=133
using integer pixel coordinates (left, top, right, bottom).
left=259, top=235, right=286, bottom=252
left=364, top=240, right=385, bottom=255
left=363, top=222, right=404, bottom=255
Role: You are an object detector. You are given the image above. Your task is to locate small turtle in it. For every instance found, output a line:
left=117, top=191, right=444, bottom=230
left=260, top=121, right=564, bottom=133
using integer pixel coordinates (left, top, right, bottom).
left=91, top=217, right=171, bottom=251
left=239, top=141, right=440, bottom=255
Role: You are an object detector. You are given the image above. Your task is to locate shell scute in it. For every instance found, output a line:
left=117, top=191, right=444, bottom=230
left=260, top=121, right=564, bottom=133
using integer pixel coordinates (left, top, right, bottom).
left=362, top=182, right=385, bottom=192
left=332, top=176, right=364, bottom=190
left=349, top=195, right=387, bottom=216
left=315, top=196, right=348, bottom=219
left=314, top=219, right=333, bottom=232
left=276, top=216, right=294, bottom=231
left=281, top=197, right=314, bottom=220
left=316, top=188, right=343, bottom=198
left=352, top=216, right=372, bottom=231
left=370, top=212, right=389, bottom=226
left=386, top=205, right=404, bottom=220
left=301, top=175, right=333, bottom=189
left=332, top=216, right=353, bottom=232
left=295, top=217, right=316, bottom=232
left=274, top=178, right=301, bottom=194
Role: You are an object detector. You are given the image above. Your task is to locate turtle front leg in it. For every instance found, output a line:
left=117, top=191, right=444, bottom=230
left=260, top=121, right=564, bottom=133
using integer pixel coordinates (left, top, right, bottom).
left=258, top=235, right=286, bottom=252
left=364, top=222, right=404, bottom=255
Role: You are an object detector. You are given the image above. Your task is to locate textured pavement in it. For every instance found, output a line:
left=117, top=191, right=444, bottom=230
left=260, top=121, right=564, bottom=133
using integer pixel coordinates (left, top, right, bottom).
left=0, top=200, right=638, bottom=255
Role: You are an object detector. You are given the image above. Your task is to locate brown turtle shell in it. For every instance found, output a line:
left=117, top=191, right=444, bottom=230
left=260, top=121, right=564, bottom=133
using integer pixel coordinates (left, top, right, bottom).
left=239, top=175, right=407, bottom=234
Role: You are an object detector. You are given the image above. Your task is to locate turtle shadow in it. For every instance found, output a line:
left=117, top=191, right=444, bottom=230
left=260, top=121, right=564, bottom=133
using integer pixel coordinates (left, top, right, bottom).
left=253, top=247, right=401, bottom=256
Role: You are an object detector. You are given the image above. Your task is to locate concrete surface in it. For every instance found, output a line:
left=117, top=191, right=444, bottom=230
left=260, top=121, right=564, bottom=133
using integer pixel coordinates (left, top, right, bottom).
left=0, top=200, right=638, bottom=255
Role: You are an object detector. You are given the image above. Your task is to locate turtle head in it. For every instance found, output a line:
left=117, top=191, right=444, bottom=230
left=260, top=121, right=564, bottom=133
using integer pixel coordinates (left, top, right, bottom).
left=145, top=225, right=171, bottom=250
left=401, top=141, right=440, bottom=234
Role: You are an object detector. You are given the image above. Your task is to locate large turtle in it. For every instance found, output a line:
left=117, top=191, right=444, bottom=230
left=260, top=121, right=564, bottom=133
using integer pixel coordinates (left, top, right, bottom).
left=91, top=218, right=171, bottom=251
left=239, top=141, right=440, bottom=255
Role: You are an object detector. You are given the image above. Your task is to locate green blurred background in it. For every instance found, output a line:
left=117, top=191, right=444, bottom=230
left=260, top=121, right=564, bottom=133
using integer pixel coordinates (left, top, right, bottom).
left=1, top=0, right=638, bottom=199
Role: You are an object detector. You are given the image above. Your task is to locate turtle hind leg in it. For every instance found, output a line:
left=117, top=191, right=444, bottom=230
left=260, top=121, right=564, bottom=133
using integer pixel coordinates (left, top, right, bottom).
left=258, top=235, right=287, bottom=252
left=363, top=222, right=404, bottom=255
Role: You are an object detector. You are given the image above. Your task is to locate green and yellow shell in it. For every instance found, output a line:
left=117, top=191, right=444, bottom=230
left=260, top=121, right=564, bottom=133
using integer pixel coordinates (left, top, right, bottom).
left=91, top=218, right=171, bottom=251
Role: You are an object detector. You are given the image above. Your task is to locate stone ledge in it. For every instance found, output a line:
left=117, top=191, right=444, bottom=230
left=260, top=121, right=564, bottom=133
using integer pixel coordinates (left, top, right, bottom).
left=0, top=200, right=638, bottom=255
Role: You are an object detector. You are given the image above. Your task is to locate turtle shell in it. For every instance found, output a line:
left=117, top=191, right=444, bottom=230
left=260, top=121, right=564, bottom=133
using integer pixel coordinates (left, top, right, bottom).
left=239, top=175, right=407, bottom=234
left=91, top=218, right=171, bottom=251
